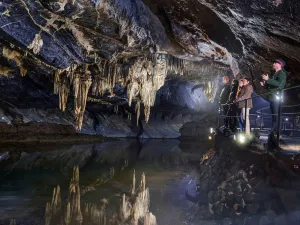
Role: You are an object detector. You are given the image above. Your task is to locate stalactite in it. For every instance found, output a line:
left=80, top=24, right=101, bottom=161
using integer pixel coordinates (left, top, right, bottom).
left=59, top=76, right=69, bottom=112
left=135, top=100, right=140, bottom=126
left=74, top=74, right=92, bottom=130
left=2, top=46, right=22, bottom=66
left=20, top=66, right=27, bottom=77
left=28, top=33, right=43, bottom=54
left=2, top=46, right=28, bottom=76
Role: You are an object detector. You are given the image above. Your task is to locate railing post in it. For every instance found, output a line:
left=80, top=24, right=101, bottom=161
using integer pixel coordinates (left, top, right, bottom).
left=218, top=106, right=221, bottom=128
left=245, top=99, right=248, bottom=133
left=277, top=90, right=283, bottom=141
left=260, top=109, right=263, bottom=130
left=292, top=113, right=295, bottom=137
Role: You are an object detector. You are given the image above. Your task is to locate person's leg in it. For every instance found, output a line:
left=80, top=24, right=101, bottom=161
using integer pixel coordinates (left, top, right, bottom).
left=237, top=108, right=243, bottom=131
left=245, top=108, right=251, bottom=135
left=270, top=100, right=279, bottom=131
left=223, top=105, right=229, bottom=128
left=270, top=100, right=275, bottom=130
left=242, top=107, right=246, bottom=131
left=232, top=104, right=238, bottom=132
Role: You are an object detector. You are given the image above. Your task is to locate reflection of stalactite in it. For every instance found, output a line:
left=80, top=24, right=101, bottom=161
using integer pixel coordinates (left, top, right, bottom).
left=69, top=166, right=83, bottom=225
left=131, top=169, right=136, bottom=195
left=40, top=167, right=157, bottom=225
left=9, top=219, right=16, bottom=225
left=45, top=185, right=61, bottom=225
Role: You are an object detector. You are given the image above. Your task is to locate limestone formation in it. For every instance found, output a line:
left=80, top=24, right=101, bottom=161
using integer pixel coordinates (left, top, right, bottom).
left=40, top=166, right=156, bottom=225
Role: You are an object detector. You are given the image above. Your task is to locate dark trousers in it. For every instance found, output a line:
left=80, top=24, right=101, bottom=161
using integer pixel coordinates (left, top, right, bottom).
left=237, top=108, right=244, bottom=131
left=270, top=96, right=280, bottom=131
left=222, top=105, right=229, bottom=127
left=227, top=104, right=238, bottom=131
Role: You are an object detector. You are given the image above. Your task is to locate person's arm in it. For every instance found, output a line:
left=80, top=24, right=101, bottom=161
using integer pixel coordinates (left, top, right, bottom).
left=266, top=71, right=286, bottom=87
left=237, top=85, right=252, bottom=101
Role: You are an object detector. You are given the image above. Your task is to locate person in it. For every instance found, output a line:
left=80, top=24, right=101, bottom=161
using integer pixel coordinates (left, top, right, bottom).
left=226, top=79, right=239, bottom=132
left=260, top=59, right=287, bottom=132
left=219, top=76, right=231, bottom=128
left=236, top=79, right=245, bottom=131
left=236, top=78, right=253, bottom=135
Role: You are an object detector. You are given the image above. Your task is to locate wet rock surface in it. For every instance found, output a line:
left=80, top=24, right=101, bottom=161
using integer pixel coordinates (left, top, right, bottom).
left=188, top=134, right=300, bottom=225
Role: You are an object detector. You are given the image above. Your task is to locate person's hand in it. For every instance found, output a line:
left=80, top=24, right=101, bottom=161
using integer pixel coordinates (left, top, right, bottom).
left=260, top=81, right=265, bottom=86
left=262, top=74, right=269, bottom=81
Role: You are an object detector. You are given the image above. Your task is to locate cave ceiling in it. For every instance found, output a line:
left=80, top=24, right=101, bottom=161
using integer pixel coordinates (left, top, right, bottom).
left=0, top=0, right=300, bottom=130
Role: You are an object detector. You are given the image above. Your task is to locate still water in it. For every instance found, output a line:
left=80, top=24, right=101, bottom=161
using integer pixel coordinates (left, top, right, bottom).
left=0, top=139, right=212, bottom=225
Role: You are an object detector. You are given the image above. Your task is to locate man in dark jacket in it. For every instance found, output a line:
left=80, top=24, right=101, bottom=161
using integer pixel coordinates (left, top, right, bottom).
left=260, top=59, right=287, bottom=132
left=219, top=76, right=231, bottom=128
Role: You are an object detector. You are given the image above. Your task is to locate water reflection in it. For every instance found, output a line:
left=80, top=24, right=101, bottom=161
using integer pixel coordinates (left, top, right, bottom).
left=0, top=139, right=207, bottom=224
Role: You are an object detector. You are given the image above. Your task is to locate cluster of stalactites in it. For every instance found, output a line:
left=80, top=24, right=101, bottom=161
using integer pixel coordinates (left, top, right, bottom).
left=127, top=54, right=168, bottom=125
left=167, top=55, right=185, bottom=75
left=2, top=46, right=27, bottom=76
left=54, top=64, right=92, bottom=131
left=91, top=60, right=127, bottom=97
left=53, top=54, right=227, bottom=129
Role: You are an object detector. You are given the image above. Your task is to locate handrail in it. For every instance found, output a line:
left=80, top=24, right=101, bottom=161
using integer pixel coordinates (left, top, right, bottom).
left=217, top=84, right=300, bottom=141
left=220, top=84, right=300, bottom=107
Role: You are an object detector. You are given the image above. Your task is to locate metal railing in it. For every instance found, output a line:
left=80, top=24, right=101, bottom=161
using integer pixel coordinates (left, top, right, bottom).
left=217, top=84, right=300, bottom=143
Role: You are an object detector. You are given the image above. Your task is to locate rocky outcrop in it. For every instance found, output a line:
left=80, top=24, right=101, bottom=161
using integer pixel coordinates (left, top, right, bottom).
left=0, top=0, right=299, bottom=135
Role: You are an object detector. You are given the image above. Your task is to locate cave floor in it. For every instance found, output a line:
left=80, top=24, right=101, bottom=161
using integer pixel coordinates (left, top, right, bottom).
left=256, top=129, right=300, bottom=152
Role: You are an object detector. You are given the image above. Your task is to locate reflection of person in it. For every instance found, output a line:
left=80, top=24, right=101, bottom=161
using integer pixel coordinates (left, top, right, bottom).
left=236, top=78, right=253, bottom=135
left=219, top=76, right=231, bottom=128
left=226, top=79, right=239, bottom=132
left=260, top=59, right=287, bottom=132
